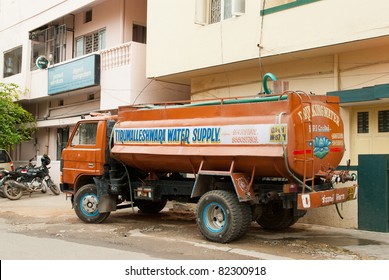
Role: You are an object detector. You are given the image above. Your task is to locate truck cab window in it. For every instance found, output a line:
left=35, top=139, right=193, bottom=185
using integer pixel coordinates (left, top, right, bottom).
left=71, top=123, right=98, bottom=146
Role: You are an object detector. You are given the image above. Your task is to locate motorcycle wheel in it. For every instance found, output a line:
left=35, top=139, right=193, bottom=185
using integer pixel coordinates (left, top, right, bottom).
left=0, top=187, right=5, bottom=198
left=46, top=179, right=60, bottom=195
left=41, top=185, right=47, bottom=193
left=3, top=180, right=23, bottom=200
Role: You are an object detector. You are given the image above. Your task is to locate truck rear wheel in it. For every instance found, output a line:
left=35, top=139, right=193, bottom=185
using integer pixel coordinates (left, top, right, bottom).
left=256, top=200, right=298, bottom=230
left=135, top=199, right=168, bottom=214
left=197, top=190, right=251, bottom=243
left=74, top=184, right=110, bottom=223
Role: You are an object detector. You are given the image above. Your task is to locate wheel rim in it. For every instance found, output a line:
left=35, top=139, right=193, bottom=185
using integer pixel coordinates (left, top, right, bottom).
left=5, top=184, right=22, bottom=197
left=80, top=193, right=99, bottom=217
left=203, top=202, right=226, bottom=233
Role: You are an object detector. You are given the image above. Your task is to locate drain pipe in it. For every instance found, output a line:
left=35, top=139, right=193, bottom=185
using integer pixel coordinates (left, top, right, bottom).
left=334, top=54, right=340, bottom=91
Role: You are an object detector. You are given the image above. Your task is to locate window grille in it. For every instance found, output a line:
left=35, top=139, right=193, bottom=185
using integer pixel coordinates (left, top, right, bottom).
left=195, top=0, right=245, bottom=25
left=378, top=110, right=389, bottom=133
left=75, top=29, right=106, bottom=57
left=357, top=112, right=369, bottom=134
left=210, top=0, right=221, bottom=24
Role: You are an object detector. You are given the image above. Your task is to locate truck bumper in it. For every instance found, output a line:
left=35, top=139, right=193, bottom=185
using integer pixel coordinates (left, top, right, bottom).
left=297, top=185, right=358, bottom=209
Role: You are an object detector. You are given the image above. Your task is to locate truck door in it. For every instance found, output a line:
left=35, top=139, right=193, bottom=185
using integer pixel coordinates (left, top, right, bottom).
left=62, top=121, right=102, bottom=185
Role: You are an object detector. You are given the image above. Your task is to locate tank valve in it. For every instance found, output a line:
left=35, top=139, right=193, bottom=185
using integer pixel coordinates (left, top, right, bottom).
left=318, top=169, right=356, bottom=184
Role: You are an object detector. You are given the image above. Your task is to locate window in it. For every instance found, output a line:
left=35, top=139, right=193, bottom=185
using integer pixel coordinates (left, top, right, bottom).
left=3, top=46, right=22, bottom=77
left=85, top=10, right=92, bottom=23
left=75, top=29, right=106, bottom=57
left=357, top=112, right=369, bottom=134
left=133, top=24, right=147, bottom=44
left=29, top=24, right=67, bottom=70
left=195, top=0, right=245, bottom=25
left=378, top=110, right=389, bottom=133
left=71, top=122, right=98, bottom=146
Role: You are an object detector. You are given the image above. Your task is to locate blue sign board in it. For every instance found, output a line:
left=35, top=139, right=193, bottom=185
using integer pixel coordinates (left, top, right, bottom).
left=48, top=54, right=100, bottom=95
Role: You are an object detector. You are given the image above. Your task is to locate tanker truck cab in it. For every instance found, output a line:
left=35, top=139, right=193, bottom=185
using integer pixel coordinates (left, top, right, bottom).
left=61, top=91, right=358, bottom=244
left=61, top=116, right=116, bottom=198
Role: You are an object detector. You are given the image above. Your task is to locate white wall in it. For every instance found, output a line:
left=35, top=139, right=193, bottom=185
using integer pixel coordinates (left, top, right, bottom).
left=261, top=0, right=389, bottom=57
left=74, top=0, right=122, bottom=47
left=147, top=0, right=262, bottom=78
left=147, top=0, right=389, bottom=79
left=101, top=43, right=190, bottom=110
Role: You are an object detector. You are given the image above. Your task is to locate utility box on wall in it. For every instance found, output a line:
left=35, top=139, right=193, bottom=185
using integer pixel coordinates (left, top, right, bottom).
left=358, top=154, right=389, bottom=232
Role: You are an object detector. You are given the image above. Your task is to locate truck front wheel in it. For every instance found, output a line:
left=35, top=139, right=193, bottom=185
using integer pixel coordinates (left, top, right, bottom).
left=74, top=184, right=110, bottom=223
left=197, top=190, right=251, bottom=243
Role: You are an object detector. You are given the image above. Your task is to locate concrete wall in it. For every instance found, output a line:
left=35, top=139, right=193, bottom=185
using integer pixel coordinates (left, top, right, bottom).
left=147, top=0, right=261, bottom=77
left=147, top=0, right=389, bottom=78
left=100, top=42, right=190, bottom=110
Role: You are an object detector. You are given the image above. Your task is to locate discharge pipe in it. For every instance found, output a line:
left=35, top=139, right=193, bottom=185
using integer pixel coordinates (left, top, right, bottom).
left=263, top=72, right=277, bottom=94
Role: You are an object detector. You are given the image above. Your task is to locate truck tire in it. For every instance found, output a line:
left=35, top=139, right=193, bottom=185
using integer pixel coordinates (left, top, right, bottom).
left=237, top=201, right=253, bottom=239
left=197, top=190, right=251, bottom=243
left=256, top=200, right=298, bottom=230
left=74, top=184, right=110, bottom=223
left=135, top=199, right=167, bottom=214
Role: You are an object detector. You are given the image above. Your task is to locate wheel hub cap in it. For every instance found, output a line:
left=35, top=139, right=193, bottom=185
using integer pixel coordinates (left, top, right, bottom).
left=81, top=195, right=98, bottom=214
left=204, top=203, right=226, bottom=232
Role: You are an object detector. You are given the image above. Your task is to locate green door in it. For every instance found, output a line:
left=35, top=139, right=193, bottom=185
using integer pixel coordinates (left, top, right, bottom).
left=358, top=154, right=389, bottom=232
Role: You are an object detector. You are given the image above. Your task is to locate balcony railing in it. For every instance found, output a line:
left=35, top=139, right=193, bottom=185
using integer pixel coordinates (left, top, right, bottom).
left=100, top=42, right=132, bottom=71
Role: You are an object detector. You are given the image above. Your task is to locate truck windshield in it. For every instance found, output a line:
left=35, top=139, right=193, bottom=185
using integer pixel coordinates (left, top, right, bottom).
left=71, top=122, right=98, bottom=146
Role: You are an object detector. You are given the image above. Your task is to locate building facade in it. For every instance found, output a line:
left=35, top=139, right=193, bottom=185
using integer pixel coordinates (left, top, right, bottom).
left=146, top=0, right=389, bottom=228
left=0, top=0, right=190, bottom=178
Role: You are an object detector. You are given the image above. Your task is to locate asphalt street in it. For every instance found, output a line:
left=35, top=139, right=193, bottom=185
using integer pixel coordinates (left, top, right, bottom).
left=1, top=192, right=389, bottom=260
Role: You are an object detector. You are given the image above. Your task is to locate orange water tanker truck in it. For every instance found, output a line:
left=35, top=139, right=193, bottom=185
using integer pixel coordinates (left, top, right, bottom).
left=61, top=87, right=357, bottom=243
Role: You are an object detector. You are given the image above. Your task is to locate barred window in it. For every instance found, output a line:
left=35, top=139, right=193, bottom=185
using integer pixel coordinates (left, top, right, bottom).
left=357, top=112, right=369, bottom=134
left=75, top=29, right=106, bottom=57
left=195, top=0, right=245, bottom=25
left=210, top=0, right=222, bottom=24
left=378, top=110, right=389, bottom=133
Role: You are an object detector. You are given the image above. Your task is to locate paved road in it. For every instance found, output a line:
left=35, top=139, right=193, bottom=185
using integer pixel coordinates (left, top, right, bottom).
left=0, top=219, right=160, bottom=259
left=1, top=192, right=389, bottom=260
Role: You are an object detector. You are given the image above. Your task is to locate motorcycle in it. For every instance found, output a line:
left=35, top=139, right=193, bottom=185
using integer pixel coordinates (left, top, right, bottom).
left=0, top=169, right=8, bottom=198
left=1, top=155, right=60, bottom=200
